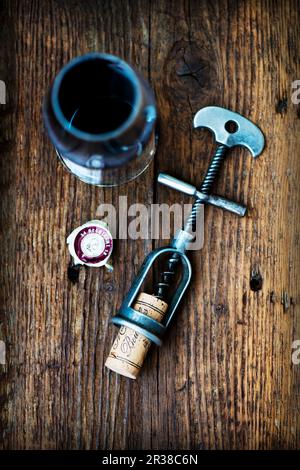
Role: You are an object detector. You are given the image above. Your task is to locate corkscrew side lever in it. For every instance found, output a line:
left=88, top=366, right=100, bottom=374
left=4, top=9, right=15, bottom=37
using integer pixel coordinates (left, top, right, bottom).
left=158, top=173, right=247, bottom=216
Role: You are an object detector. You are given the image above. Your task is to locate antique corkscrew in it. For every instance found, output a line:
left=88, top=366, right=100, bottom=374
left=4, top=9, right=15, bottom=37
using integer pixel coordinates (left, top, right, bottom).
left=105, top=106, right=265, bottom=379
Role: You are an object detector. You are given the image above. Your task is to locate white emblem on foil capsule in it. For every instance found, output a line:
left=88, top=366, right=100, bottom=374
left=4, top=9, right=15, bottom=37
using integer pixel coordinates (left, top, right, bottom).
left=67, top=220, right=113, bottom=271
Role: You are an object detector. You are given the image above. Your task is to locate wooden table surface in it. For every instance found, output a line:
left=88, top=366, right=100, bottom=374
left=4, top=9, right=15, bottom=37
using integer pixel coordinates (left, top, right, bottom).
left=0, top=0, right=299, bottom=450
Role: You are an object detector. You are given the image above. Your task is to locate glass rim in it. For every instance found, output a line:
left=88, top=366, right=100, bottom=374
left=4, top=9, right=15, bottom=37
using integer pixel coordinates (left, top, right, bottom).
left=51, top=52, right=143, bottom=142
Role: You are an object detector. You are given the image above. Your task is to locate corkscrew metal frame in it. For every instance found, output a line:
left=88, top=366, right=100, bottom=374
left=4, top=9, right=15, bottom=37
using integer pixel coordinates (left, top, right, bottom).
left=112, top=247, right=192, bottom=345
left=111, top=106, right=265, bottom=345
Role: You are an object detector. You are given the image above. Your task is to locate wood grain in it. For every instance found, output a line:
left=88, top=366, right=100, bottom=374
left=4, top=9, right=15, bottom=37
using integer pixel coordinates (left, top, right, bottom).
left=0, top=0, right=299, bottom=449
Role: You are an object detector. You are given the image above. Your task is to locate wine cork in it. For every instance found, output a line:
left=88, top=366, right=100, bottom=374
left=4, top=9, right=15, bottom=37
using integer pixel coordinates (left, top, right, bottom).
left=105, top=292, right=168, bottom=379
